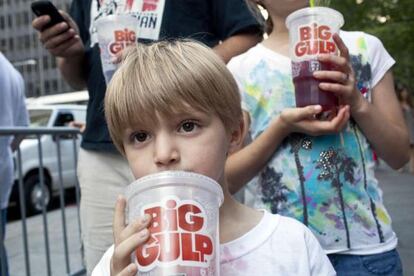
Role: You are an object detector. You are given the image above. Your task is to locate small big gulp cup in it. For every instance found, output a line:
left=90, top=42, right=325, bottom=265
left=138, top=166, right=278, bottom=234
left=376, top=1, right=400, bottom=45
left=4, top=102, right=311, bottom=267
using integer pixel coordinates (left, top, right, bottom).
left=286, top=7, right=344, bottom=111
left=95, top=14, right=138, bottom=84
left=125, top=171, right=224, bottom=276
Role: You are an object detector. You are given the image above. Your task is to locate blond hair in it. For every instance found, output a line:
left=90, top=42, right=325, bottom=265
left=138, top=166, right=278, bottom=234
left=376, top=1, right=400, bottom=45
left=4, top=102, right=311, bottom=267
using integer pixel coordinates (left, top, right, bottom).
left=105, top=40, right=242, bottom=154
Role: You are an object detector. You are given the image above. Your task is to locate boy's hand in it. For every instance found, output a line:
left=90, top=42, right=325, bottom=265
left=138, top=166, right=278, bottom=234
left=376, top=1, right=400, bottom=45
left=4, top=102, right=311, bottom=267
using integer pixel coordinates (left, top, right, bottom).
left=32, top=11, right=84, bottom=58
left=313, top=33, right=366, bottom=114
left=110, top=196, right=151, bottom=276
left=279, top=104, right=350, bottom=136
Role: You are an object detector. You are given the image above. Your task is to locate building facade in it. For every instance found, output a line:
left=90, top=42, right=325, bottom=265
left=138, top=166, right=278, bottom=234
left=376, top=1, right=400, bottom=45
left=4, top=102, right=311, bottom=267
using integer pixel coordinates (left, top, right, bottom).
left=0, top=0, right=73, bottom=97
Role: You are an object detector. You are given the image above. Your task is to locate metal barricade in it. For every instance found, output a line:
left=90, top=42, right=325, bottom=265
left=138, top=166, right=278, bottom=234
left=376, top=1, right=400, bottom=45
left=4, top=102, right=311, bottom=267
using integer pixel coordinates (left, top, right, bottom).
left=0, top=127, right=85, bottom=276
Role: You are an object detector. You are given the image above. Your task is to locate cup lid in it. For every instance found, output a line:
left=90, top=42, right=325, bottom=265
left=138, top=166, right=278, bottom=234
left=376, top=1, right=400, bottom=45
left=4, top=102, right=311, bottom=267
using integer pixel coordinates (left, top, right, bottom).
left=125, top=171, right=224, bottom=205
left=285, top=7, right=344, bottom=29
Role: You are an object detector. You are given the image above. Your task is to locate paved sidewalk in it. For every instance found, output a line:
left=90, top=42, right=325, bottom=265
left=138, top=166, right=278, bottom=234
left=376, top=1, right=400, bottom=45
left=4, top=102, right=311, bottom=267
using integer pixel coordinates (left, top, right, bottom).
left=5, top=205, right=84, bottom=276
left=376, top=165, right=414, bottom=275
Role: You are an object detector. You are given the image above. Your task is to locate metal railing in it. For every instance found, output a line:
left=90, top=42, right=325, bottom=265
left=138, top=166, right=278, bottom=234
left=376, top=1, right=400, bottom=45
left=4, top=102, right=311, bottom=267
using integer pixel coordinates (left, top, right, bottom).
left=0, top=127, right=85, bottom=276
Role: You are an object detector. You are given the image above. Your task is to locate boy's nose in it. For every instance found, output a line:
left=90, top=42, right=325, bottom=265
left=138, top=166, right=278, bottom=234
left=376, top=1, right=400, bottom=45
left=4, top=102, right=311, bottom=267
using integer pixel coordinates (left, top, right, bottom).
left=153, top=136, right=180, bottom=167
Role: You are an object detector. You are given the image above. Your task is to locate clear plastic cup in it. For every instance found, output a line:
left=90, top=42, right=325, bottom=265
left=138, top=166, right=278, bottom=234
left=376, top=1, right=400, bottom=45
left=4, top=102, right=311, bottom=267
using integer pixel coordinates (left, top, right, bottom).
left=95, top=14, right=138, bottom=84
left=125, top=171, right=224, bottom=276
left=286, top=7, right=344, bottom=111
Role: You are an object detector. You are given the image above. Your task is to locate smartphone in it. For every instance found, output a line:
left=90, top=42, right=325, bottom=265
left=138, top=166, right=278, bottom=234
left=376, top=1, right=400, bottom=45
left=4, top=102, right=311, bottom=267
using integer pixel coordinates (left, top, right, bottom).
left=31, top=0, right=66, bottom=30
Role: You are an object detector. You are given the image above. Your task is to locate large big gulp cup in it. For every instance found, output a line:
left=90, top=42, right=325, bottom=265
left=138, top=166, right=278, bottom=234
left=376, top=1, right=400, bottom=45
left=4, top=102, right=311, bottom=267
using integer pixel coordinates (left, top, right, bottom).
left=286, top=7, right=344, bottom=111
left=95, top=14, right=138, bottom=84
left=125, top=171, right=224, bottom=276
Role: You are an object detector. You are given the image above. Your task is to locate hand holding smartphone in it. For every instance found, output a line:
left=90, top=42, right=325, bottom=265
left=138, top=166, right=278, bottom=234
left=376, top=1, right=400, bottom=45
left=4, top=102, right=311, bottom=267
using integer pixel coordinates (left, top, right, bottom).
left=31, top=0, right=66, bottom=30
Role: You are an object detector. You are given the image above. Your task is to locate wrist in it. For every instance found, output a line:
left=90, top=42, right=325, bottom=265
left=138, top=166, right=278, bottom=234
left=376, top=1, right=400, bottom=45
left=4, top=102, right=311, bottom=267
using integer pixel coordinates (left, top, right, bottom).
left=351, top=94, right=369, bottom=117
left=273, top=115, right=292, bottom=138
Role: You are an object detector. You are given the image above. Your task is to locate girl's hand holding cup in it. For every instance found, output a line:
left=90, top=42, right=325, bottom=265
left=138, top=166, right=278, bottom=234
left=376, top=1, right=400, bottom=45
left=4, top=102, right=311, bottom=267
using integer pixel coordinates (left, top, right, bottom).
left=313, top=33, right=367, bottom=115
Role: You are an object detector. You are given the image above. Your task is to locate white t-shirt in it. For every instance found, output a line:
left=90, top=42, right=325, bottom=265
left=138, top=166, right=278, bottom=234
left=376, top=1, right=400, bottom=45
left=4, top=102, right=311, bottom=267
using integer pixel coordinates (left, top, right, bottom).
left=0, top=52, right=29, bottom=209
left=92, top=211, right=335, bottom=275
left=227, top=31, right=397, bottom=255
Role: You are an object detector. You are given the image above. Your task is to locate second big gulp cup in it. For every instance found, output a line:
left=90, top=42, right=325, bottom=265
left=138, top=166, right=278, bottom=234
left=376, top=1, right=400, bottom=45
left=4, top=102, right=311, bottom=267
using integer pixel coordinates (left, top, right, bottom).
left=286, top=7, right=344, bottom=111
left=125, top=171, right=224, bottom=276
left=95, top=14, right=138, bottom=84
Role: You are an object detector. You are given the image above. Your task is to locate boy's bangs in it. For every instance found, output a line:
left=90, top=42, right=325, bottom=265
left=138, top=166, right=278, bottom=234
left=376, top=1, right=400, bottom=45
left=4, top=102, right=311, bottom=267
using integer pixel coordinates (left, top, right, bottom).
left=111, top=59, right=212, bottom=130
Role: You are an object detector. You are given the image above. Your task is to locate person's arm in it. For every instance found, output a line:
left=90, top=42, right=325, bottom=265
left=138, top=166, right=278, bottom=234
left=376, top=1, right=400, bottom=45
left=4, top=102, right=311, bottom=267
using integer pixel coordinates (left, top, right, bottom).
left=350, top=71, right=409, bottom=168
left=213, top=33, right=262, bottom=64
left=32, top=11, right=86, bottom=89
left=314, top=34, right=409, bottom=169
left=57, top=55, right=86, bottom=90
left=226, top=105, right=350, bottom=194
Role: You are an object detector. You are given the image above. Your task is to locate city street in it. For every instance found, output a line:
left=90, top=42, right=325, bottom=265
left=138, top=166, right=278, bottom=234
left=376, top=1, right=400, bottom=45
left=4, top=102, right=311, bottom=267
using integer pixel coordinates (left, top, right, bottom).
left=4, top=165, right=414, bottom=275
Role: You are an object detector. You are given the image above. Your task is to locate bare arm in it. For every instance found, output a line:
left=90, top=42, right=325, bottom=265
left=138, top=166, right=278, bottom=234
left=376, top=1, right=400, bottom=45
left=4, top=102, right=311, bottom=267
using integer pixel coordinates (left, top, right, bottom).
left=352, top=72, right=409, bottom=169
left=57, top=56, right=86, bottom=90
left=226, top=106, right=350, bottom=194
left=213, top=33, right=262, bottom=64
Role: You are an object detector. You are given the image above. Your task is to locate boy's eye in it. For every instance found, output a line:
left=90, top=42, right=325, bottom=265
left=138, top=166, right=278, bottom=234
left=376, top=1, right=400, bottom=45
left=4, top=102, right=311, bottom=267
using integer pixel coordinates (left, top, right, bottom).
left=179, top=121, right=198, bottom=133
left=132, top=132, right=148, bottom=143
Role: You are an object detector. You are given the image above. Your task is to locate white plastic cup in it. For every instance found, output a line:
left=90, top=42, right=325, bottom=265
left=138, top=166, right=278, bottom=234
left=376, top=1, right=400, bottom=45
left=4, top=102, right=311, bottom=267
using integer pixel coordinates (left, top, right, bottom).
left=125, top=171, right=224, bottom=276
left=286, top=7, right=344, bottom=110
left=95, top=14, right=138, bottom=84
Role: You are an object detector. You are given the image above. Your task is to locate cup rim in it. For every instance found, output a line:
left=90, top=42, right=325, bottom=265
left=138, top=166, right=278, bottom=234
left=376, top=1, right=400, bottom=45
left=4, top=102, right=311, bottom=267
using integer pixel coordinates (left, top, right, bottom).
left=285, top=7, right=344, bottom=29
left=125, top=171, right=224, bottom=205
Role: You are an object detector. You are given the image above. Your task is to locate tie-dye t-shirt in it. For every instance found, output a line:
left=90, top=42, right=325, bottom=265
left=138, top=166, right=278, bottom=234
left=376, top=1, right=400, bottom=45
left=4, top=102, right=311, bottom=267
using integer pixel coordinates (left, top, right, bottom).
left=228, top=31, right=397, bottom=254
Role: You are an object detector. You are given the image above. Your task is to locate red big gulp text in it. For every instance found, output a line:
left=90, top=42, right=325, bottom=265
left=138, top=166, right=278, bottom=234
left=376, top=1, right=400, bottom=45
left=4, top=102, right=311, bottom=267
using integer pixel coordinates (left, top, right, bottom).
left=294, top=23, right=336, bottom=58
left=109, top=28, right=136, bottom=56
left=135, top=198, right=214, bottom=272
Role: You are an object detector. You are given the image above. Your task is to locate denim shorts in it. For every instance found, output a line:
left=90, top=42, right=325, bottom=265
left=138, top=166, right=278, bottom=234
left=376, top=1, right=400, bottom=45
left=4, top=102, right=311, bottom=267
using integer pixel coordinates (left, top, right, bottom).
left=328, top=249, right=403, bottom=276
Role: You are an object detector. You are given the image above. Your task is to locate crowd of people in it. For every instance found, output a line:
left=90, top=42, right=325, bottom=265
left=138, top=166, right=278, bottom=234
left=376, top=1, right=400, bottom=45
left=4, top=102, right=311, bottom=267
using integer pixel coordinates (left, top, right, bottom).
left=0, top=0, right=413, bottom=275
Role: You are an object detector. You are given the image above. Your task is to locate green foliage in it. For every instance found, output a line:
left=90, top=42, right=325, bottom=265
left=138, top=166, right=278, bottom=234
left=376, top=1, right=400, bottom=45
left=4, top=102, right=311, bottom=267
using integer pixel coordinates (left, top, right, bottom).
left=329, top=0, right=414, bottom=94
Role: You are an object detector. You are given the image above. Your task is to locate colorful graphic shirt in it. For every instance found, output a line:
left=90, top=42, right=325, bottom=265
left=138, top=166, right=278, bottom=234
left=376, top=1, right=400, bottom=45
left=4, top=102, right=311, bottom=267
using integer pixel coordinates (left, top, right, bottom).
left=228, top=31, right=397, bottom=254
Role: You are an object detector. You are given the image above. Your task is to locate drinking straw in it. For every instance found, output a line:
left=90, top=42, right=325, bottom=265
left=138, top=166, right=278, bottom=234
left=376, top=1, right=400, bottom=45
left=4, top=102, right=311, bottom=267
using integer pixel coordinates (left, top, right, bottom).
left=309, top=0, right=315, bottom=7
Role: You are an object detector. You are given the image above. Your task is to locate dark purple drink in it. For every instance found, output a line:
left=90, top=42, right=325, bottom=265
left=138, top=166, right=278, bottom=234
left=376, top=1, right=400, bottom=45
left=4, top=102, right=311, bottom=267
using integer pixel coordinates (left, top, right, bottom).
left=292, top=59, right=338, bottom=110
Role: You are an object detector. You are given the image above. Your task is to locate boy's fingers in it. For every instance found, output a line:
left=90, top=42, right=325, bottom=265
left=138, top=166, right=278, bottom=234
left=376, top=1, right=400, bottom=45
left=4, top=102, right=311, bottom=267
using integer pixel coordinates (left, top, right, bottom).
left=112, top=229, right=150, bottom=269
left=117, top=263, right=138, bottom=276
left=121, top=214, right=151, bottom=241
left=113, top=195, right=127, bottom=245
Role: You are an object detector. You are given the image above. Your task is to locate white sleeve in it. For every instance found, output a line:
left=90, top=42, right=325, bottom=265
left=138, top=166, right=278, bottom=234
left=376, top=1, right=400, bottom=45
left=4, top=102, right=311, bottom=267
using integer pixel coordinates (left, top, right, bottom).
left=12, top=70, right=29, bottom=127
left=364, top=33, right=395, bottom=88
left=91, top=245, right=114, bottom=276
left=304, top=227, right=337, bottom=276
left=227, top=58, right=249, bottom=112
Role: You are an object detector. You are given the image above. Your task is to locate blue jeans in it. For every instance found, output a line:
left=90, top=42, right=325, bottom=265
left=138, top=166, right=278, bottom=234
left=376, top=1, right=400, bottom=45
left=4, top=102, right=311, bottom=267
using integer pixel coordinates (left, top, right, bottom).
left=0, top=208, right=8, bottom=276
left=328, top=249, right=403, bottom=276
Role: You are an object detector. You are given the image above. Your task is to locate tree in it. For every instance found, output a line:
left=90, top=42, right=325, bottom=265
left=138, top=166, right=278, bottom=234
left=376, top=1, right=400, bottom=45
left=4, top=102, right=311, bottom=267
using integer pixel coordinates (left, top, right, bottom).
left=314, top=147, right=357, bottom=248
left=329, top=0, right=414, bottom=94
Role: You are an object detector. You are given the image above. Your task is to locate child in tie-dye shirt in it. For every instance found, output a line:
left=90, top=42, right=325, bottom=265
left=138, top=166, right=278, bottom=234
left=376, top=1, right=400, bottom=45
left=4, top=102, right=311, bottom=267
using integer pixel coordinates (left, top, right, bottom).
left=226, top=0, right=409, bottom=275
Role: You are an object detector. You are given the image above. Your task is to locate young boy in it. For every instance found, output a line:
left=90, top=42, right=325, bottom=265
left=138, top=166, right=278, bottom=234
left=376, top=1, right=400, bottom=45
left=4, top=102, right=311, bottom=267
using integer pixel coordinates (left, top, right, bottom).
left=92, top=40, right=335, bottom=276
